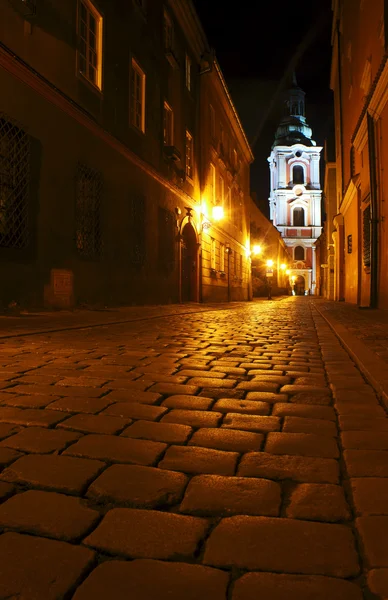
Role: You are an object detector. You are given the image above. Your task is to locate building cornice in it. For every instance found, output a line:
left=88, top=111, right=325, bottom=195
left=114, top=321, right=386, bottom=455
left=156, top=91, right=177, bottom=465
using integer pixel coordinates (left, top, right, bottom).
left=168, top=0, right=209, bottom=61
left=212, top=59, right=254, bottom=164
left=0, top=43, right=198, bottom=207
left=340, top=176, right=360, bottom=216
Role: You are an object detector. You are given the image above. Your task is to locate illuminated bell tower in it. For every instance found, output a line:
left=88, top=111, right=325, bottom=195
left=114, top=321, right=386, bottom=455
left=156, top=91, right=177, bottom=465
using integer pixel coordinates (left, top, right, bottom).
left=267, top=74, right=322, bottom=294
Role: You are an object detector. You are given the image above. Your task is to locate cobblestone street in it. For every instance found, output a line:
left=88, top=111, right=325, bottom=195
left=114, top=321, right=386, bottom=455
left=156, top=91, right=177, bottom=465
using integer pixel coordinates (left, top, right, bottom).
left=0, top=297, right=387, bottom=599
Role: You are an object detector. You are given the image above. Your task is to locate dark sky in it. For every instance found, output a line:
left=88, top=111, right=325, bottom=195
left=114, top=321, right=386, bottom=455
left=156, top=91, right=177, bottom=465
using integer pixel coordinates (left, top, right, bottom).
left=193, top=0, right=334, bottom=216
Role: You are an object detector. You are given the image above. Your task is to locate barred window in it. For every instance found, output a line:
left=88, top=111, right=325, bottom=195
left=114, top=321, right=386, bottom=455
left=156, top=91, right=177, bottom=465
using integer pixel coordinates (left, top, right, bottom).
left=75, top=163, right=102, bottom=259
left=0, top=116, right=30, bottom=249
left=185, top=130, right=193, bottom=179
left=158, top=207, right=175, bottom=272
left=363, top=204, right=371, bottom=268
left=129, top=194, right=146, bottom=265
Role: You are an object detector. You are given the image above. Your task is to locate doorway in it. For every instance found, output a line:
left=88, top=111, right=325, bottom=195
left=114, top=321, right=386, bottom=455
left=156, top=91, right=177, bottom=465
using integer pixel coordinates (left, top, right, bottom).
left=181, top=222, right=198, bottom=302
left=295, top=275, right=305, bottom=296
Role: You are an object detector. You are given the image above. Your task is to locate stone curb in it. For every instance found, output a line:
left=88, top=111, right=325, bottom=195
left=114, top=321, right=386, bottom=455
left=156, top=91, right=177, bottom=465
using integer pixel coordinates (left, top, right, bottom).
left=313, top=303, right=388, bottom=412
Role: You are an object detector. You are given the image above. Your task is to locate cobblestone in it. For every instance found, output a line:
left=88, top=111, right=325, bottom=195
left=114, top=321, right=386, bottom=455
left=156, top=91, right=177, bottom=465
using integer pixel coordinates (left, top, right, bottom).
left=203, top=516, right=359, bottom=576
left=179, top=474, right=281, bottom=517
left=232, top=572, right=363, bottom=600
left=121, top=420, right=192, bottom=443
left=83, top=508, right=209, bottom=559
left=0, top=298, right=386, bottom=598
left=0, top=490, right=99, bottom=540
left=0, top=453, right=104, bottom=494
left=0, top=532, right=95, bottom=599
left=63, top=433, right=166, bottom=465
left=73, top=559, right=229, bottom=600
left=159, top=445, right=239, bottom=475
left=86, top=464, right=188, bottom=508
left=286, top=483, right=351, bottom=522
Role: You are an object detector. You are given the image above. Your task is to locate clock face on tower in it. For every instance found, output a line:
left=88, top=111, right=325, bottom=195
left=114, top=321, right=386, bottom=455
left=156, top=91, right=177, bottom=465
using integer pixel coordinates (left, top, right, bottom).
left=293, top=185, right=305, bottom=197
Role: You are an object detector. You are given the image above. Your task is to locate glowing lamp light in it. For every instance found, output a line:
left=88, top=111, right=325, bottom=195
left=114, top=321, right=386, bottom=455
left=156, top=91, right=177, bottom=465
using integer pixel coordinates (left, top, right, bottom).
left=266, top=259, right=274, bottom=268
left=212, top=205, right=224, bottom=221
left=280, top=263, right=287, bottom=270
left=286, top=269, right=291, bottom=275
left=252, top=245, right=262, bottom=255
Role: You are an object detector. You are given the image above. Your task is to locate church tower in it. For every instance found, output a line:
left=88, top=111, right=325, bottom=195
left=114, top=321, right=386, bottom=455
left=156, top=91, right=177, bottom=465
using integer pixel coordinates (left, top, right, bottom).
left=268, top=75, right=322, bottom=295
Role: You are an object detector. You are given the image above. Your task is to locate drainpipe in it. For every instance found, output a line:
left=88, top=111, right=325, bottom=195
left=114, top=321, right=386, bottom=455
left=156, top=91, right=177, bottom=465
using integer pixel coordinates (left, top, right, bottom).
left=367, top=113, right=379, bottom=308
left=336, top=20, right=345, bottom=196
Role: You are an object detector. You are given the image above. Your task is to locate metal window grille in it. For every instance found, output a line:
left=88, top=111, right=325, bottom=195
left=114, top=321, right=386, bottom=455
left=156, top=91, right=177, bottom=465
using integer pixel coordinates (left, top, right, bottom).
left=158, top=207, right=175, bottom=272
left=129, top=194, right=146, bottom=265
left=363, top=204, right=371, bottom=267
left=0, top=115, right=30, bottom=249
left=185, top=131, right=193, bottom=178
left=75, top=163, right=102, bottom=259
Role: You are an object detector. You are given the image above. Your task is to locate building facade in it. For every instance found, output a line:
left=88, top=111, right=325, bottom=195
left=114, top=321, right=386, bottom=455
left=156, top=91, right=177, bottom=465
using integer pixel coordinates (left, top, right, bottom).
left=316, top=143, right=337, bottom=300
left=268, top=77, right=323, bottom=295
left=331, top=0, right=388, bottom=308
left=0, top=0, right=252, bottom=309
left=249, top=196, right=291, bottom=297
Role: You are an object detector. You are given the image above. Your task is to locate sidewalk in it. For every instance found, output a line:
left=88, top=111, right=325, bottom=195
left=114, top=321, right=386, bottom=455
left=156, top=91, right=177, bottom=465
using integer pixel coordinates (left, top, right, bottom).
left=313, top=299, right=388, bottom=409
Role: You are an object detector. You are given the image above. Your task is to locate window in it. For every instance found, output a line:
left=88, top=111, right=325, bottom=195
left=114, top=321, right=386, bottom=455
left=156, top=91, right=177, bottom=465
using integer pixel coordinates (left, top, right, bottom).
left=210, top=104, right=215, bottom=139
left=75, top=163, right=102, bottom=259
left=185, top=130, right=193, bottom=179
left=163, top=10, right=173, bottom=50
left=220, top=124, right=224, bottom=152
left=220, top=243, right=225, bottom=271
left=130, top=59, right=146, bottom=132
left=347, top=234, right=353, bottom=254
left=158, top=207, right=175, bottom=272
left=227, top=186, right=232, bottom=217
left=363, top=204, right=371, bottom=267
left=163, top=101, right=173, bottom=145
left=129, top=194, right=146, bottom=265
left=210, top=163, right=216, bottom=205
left=78, top=0, right=103, bottom=90
left=234, top=251, right=238, bottom=275
left=292, top=165, right=304, bottom=184
left=0, top=116, right=30, bottom=249
left=239, top=254, right=243, bottom=278
left=185, top=54, right=192, bottom=91
left=293, top=207, right=305, bottom=226
left=294, top=245, right=305, bottom=260
left=219, top=176, right=225, bottom=207
left=210, top=238, right=216, bottom=269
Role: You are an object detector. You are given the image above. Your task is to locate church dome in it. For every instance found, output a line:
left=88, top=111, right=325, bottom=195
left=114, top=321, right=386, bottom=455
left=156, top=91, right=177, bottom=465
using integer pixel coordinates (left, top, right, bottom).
left=273, top=74, right=316, bottom=147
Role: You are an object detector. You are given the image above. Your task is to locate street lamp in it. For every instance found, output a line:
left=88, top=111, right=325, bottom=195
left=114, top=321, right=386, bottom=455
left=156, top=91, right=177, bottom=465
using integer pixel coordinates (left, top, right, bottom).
left=212, top=205, right=224, bottom=221
left=252, top=244, right=262, bottom=256
left=266, top=259, right=274, bottom=268
left=280, top=263, right=287, bottom=271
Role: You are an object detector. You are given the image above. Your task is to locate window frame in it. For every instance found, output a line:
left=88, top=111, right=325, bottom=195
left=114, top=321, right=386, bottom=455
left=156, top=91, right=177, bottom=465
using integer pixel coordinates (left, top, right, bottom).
left=209, top=163, right=216, bottom=205
left=163, top=101, right=173, bottom=146
left=210, top=237, right=216, bottom=270
left=77, top=0, right=103, bottom=91
left=130, top=57, right=146, bottom=133
left=185, top=129, right=193, bottom=180
left=185, top=54, right=192, bottom=91
left=163, top=9, right=173, bottom=50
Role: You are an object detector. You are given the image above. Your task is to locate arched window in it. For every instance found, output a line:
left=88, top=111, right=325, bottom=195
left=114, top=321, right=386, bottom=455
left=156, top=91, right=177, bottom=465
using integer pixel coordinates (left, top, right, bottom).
left=294, top=246, right=305, bottom=260
left=292, top=165, right=304, bottom=184
left=293, top=207, right=305, bottom=226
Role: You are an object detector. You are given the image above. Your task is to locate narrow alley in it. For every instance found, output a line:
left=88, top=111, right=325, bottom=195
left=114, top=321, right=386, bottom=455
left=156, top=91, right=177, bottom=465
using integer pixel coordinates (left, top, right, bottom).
left=0, top=297, right=386, bottom=599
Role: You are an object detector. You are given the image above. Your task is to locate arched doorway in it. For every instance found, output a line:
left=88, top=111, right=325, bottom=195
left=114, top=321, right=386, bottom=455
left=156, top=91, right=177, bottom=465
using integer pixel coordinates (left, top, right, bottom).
left=295, top=275, right=305, bottom=296
left=181, top=222, right=198, bottom=302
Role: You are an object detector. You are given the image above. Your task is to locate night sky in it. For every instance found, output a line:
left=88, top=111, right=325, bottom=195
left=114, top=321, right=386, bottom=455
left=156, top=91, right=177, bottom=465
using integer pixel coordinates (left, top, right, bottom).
left=193, top=0, right=334, bottom=216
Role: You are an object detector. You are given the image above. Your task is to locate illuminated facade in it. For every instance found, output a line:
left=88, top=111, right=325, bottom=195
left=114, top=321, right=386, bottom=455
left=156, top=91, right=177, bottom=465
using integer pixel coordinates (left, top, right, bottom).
left=268, top=77, right=322, bottom=294
left=0, top=0, right=252, bottom=308
left=331, top=0, right=388, bottom=308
